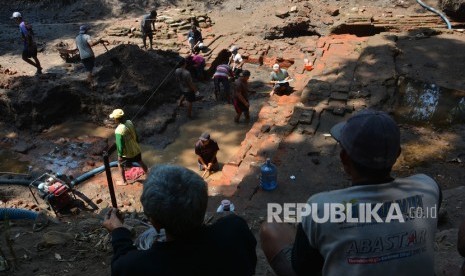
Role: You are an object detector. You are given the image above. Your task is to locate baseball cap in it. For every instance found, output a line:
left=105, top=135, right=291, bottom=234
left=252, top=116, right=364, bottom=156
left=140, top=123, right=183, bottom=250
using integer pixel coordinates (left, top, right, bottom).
left=199, top=132, right=210, bottom=141
left=79, top=25, right=89, bottom=34
left=11, top=12, right=22, bottom=19
left=273, top=64, right=280, bottom=70
left=109, top=109, right=124, bottom=119
left=230, top=45, right=238, bottom=52
left=330, top=109, right=400, bottom=169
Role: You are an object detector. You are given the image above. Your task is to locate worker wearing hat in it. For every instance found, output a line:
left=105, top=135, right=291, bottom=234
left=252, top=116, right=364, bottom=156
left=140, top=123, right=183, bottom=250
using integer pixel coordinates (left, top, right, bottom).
left=109, top=109, right=148, bottom=185
left=228, top=45, right=245, bottom=77
left=195, top=132, right=220, bottom=173
left=269, top=63, right=292, bottom=96
left=260, top=110, right=442, bottom=276
left=11, top=12, right=42, bottom=75
left=71, top=25, right=108, bottom=86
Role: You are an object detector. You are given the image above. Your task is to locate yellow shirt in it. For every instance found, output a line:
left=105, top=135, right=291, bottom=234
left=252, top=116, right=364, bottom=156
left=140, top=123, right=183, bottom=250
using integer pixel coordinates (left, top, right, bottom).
left=115, top=120, right=141, bottom=158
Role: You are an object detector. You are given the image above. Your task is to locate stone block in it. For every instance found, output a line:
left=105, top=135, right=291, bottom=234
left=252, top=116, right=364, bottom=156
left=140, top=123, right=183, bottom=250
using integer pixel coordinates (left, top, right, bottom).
left=299, top=110, right=314, bottom=124
left=297, top=125, right=316, bottom=135
left=275, top=9, right=290, bottom=19
left=330, top=92, right=349, bottom=101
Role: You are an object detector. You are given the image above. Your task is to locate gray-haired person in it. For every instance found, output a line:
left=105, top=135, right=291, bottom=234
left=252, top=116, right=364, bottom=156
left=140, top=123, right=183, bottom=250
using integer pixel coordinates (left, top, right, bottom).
left=103, top=165, right=257, bottom=276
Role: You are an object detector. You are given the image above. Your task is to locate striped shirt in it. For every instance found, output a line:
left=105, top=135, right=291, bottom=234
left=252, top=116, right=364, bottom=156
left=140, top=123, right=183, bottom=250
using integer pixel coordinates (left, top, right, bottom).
left=213, top=64, right=233, bottom=79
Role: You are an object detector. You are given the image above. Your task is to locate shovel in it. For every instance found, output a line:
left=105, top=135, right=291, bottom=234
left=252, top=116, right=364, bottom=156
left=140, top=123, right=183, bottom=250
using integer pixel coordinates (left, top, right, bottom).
left=201, top=169, right=209, bottom=178
left=102, top=42, right=122, bottom=67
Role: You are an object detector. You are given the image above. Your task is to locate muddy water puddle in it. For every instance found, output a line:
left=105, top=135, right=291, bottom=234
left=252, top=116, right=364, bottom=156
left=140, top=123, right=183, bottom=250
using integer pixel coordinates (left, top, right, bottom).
left=0, top=149, right=30, bottom=175
left=43, top=121, right=114, bottom=139
left=33, top=99, right=262, bottom=181
left=395, top=78, right=465, bottom=128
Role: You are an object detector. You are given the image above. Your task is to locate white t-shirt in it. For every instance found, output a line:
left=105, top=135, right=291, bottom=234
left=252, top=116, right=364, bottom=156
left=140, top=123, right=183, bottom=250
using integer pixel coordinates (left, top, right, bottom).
left=231, top=53, right=243, bottom=69
left=300, top=174, right=440, bottom=276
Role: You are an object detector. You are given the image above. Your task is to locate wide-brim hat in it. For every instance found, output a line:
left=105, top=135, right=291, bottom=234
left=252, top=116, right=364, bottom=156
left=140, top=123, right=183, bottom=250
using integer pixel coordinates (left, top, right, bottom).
left=109, top=109, right=124, bottom=119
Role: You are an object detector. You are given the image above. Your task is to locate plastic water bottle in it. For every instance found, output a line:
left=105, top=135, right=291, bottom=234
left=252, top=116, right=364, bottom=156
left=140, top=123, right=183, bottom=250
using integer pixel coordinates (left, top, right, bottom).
left=260, top=158, right=277, bottom=191
left=217, top=199, right=235, bottom=213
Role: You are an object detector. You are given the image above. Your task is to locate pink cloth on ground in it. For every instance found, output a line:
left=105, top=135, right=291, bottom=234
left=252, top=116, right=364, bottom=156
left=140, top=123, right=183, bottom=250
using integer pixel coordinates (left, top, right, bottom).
left=125, top=167, right=145, bottom=181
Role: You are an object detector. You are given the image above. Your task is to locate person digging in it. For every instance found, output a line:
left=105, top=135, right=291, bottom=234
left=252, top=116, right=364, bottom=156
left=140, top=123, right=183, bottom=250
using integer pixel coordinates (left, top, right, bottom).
left=71, top=25, right=109, bottom=86
left=195, top=132, right=219, bottom=177
left=109, top=109, right=148, bottom=185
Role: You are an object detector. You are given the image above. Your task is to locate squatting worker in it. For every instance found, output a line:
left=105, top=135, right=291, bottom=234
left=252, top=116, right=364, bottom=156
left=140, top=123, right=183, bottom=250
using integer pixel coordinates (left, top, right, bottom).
left=141, top=9, right=157, bottom=50
left=195, top=132, right=220, bottom=172
left=260, top=109, right=442, bottom=276
left=187, top=25, right=204, bottom=52
left=109, top=109, right=148, bottom=185
left=269, top=63, right=292, bottom=96
left=103, top=165, right=257, bottom=275
left=11, top=12, right=42, bottom=75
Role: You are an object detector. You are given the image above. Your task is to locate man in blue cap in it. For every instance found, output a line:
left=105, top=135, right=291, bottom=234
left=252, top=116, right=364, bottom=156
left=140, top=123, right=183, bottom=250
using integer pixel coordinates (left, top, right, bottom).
left=73, top=25, right=107, bottom=85
left=260, top=109, right=442, bottom=276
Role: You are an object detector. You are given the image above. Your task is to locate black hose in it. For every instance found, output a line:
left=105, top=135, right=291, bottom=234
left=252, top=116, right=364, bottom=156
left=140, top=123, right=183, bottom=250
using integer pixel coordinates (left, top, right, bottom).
left=0, top=161, right=140, bottom=187
left=0, top=208, right=38, bottom=220
left=0, top=179, right=30, bottom=186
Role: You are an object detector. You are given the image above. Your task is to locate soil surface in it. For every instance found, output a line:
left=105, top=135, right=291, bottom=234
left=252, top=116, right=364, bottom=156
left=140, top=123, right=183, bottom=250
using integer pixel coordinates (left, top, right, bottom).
left=1, top=0, right=465, bottom=275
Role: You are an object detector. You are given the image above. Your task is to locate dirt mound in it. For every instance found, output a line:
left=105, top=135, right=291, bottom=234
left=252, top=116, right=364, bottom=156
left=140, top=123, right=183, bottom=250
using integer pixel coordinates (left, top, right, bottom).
left=0, top=45, right=182, bottom=130
left=96, top=44, right=180, bottom=95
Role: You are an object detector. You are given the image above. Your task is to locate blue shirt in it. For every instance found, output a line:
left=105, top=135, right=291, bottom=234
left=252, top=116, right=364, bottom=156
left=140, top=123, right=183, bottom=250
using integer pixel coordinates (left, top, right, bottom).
left=19, top=21, right=35, bottom=49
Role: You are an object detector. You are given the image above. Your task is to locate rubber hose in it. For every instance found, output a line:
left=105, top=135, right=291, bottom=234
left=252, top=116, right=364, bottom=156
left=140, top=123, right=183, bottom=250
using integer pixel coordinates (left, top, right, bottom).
left=416, top=0, right=452, bottom=29
left=0, top=208, right=38, bottom=220
left=0, top=179, right=30, bottom=186
left=70, top=161, right=119, bottom=186
left=70, top=161, right=140, bottom=186
left=0, top=161, right=140, bottom=187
